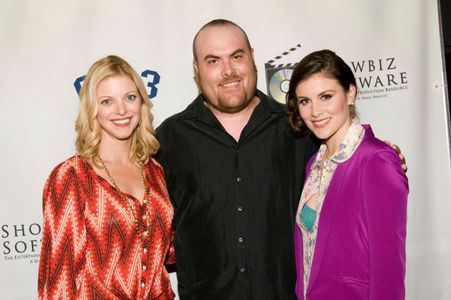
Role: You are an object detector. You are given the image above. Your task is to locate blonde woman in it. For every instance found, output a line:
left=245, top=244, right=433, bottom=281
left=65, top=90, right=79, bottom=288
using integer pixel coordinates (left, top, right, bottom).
left=38, top=55, right=175, bottom=299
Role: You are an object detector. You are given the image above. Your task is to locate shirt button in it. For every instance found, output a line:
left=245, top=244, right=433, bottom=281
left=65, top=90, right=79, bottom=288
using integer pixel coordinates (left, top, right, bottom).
left=238, top=237, right=244, bottom=243
left=236, top=177, right=242, bottom=182
left=141, top=282, right=145, bottom=288
left=240, top=267, right=246, bottom=272
left=237, top=206, right=243, bottom=212
left=142, top=264, right=147, bottom=271
left=143, top=248, right=148, bottom=253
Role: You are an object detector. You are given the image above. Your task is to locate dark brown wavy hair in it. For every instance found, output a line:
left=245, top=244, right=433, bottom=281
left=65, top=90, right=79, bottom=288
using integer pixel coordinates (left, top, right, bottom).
left=286, top=49, right=357, bottom=134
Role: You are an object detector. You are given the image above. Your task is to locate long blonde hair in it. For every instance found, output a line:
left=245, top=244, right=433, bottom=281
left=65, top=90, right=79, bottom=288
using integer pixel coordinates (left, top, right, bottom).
left=75, top=55, right=159, bottom=167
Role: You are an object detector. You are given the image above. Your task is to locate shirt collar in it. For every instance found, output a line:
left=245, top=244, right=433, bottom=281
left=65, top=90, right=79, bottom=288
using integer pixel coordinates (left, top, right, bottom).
left=182, top=90, right=285, bottom=135
left=312, top=118, right=364, bottom=169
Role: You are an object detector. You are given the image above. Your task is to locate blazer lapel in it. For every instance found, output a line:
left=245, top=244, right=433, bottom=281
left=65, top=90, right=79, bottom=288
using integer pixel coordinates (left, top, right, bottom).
left=306, top=166, right=345, bottom=293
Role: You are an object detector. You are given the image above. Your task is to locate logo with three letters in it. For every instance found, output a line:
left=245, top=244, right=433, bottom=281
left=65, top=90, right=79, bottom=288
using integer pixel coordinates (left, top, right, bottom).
left=74, top=69, right=161, bottom=98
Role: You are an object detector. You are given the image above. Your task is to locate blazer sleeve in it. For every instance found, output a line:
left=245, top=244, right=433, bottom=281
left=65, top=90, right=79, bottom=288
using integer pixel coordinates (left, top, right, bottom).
left=38, top=161, right=87, bottom=299
left=362, top=148, right=408, bottom=300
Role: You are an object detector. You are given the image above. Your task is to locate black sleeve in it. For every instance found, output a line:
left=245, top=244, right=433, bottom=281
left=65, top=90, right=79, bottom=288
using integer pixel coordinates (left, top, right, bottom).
left=292, top=133, right=319, bottom=213
left=155, top=123, right=175, bottom=208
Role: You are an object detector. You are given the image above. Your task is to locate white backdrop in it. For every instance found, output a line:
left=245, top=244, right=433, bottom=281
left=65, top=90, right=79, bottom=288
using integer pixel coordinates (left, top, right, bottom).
left=0, top=0, right=450, bottom=299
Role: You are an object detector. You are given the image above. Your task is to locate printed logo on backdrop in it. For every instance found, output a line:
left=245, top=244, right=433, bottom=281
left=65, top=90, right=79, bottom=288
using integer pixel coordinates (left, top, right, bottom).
left=265, top=44, right=302, bottom=103
left=351, top=57, right=408, bottom=100
left=1, top=223, right=41, bottom=264
left=74, top=69, right=161, bottom=98
left=265, top=46, right=408, bottom=103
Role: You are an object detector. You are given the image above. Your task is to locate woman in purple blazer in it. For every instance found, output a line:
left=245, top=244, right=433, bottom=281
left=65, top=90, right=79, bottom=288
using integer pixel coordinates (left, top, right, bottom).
left=286, top=50, right=409, bottom=300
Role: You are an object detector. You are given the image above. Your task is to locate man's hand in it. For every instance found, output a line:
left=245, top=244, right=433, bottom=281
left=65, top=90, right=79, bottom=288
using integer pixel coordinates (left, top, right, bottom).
left=385, top=141, right=407, bottom=173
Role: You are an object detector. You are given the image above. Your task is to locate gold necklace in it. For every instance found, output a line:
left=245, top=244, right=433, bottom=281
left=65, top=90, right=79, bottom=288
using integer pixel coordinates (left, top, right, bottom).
left=99, top=158, right=150, bottom=241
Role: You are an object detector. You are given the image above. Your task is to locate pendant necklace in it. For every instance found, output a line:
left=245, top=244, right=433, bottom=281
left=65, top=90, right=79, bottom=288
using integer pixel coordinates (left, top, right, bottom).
left=100, top=158, right=150, bottom=241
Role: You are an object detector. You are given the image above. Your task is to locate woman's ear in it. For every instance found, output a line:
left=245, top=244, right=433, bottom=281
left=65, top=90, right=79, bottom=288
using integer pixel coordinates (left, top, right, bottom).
left=347, top=84, right=357, bottom=105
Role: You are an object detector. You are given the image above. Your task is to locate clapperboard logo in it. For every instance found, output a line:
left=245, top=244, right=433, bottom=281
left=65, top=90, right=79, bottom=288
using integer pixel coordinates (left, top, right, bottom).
left=264, top=44, right=302, bottom=103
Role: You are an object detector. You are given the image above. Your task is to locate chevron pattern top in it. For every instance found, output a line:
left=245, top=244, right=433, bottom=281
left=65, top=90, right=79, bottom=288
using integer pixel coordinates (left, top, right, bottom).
left=38, top=155, right=175, bottom=299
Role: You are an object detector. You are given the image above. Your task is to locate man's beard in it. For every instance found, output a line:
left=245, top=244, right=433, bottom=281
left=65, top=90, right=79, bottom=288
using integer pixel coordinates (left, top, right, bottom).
left=198, top=65, right=258, bottom=114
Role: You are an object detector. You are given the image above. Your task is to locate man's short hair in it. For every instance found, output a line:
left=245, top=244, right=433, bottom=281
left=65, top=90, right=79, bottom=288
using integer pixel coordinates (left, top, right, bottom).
left=192, top=19, right=252, bottom=61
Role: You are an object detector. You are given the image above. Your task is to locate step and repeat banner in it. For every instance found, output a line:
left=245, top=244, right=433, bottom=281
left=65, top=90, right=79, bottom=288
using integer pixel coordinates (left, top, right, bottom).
left=0, top=0, right=450, bottom=299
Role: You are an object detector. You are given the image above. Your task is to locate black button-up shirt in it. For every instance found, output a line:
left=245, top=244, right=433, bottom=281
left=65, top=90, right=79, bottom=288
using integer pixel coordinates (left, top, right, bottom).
left=156, top=90, right=318, bottom=299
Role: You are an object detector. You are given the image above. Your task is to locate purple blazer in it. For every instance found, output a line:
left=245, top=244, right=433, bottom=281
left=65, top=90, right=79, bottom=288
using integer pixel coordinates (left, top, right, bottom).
left=294, top=125, right=408, bottom=300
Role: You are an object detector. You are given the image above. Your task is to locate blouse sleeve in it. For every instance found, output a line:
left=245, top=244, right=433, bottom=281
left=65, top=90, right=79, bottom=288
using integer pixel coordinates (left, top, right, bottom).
left=165, top=229, right=176, bottom=272
left=38, top=160, right=87, bottom=299
left=363, top=148, right=408, bottom=300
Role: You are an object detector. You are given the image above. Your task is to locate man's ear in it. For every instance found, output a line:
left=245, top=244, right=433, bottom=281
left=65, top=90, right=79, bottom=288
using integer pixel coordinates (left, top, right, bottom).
left=193, top=60, right=199, bottom=83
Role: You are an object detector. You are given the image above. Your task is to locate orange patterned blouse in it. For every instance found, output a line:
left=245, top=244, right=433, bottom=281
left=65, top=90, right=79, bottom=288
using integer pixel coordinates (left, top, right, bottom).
left=38, top=155, right=175, bottom=299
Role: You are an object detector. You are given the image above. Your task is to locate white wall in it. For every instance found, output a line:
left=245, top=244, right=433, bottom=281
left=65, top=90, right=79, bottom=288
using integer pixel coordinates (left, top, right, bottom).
left=0, top=0, right=450, bottom=298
